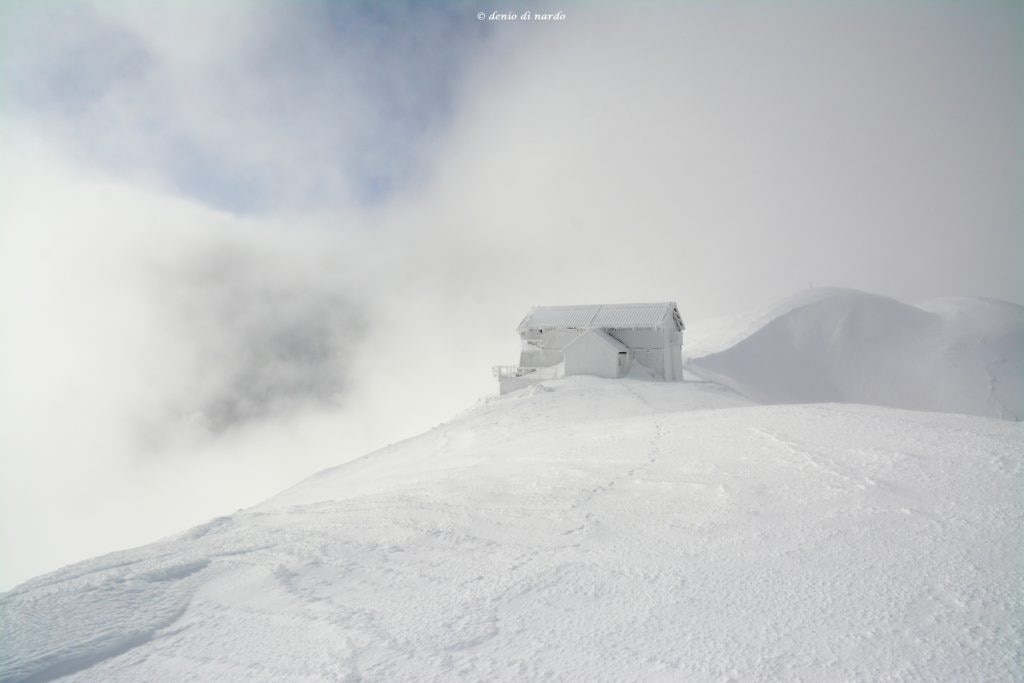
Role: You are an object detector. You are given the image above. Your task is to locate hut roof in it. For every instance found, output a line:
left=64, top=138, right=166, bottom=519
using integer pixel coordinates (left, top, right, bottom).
left=517, top=302, right=684, bottom=333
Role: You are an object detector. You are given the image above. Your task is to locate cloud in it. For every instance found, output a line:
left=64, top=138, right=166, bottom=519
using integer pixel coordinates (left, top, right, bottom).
left=151, top=236, right=368, bottom=435
left=0, top=0, right=490, bottom=211
left=0, top=128, right=379, bottom=586
left=409, top=2, right=1022, bottom=319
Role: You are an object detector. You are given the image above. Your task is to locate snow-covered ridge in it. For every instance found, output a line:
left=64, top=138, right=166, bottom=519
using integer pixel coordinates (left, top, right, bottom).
left=684, top=287, right=1023, bottom=419
left=2, top=377, right=1021, bottom=681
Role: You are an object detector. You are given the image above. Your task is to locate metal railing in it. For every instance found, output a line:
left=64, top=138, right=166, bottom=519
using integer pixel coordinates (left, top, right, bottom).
left=492, top=365, right=562, bottom=380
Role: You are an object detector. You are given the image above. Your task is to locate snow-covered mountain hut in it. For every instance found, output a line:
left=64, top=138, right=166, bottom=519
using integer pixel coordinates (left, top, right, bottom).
left=494, top=302, right=685, bottom=394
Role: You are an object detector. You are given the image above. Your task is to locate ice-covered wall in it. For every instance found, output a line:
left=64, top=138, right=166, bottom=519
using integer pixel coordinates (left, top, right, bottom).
left=519, top=329, right=578, bottom=367
left=508, top=306, right=684, bottom=386
left=606, top=326, right=682, bottom=380
left=563, top=330, right=627, bottom=379
left=518, top=323, right=682, bottom=381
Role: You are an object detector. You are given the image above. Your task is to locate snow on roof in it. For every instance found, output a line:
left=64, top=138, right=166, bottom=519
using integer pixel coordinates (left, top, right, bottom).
left=518, top=302, right=684, bottom=333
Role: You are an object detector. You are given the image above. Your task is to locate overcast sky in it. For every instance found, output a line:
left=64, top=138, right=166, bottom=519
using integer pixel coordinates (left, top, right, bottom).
left=0, top=0, right=1020, bottom=588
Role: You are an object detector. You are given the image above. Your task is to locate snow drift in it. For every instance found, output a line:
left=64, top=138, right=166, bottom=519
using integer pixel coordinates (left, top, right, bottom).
left=684, top=287, right=1023, bottom=420
left=2, top=377, right=1021, bottom=681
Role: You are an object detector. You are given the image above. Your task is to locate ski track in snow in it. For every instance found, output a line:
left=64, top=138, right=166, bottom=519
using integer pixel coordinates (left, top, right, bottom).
left=2, top=376, right=1022, bottom=682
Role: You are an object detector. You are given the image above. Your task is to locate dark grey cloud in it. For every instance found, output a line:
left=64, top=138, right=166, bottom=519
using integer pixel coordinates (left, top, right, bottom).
left=160, top=244, right=367, bottom=433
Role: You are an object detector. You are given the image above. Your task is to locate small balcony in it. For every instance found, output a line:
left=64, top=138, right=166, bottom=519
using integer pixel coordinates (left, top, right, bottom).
left=492, top=365, right=562, bottom=380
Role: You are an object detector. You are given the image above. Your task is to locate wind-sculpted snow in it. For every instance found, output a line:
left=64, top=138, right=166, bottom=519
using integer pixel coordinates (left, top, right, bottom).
left=685, top=288, right=1024, bottom=419
left=2, top=378, right=1021, bottom=681
left=1, top=552, right=211, bottom=682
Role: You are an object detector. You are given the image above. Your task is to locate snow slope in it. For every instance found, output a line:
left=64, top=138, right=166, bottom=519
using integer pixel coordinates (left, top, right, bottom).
left=684, top=288, right=1023, bottom=420
left=3, top=377, right=1021, bottom=682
